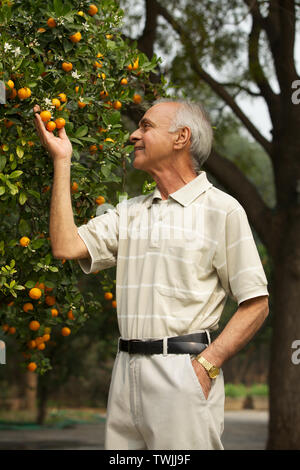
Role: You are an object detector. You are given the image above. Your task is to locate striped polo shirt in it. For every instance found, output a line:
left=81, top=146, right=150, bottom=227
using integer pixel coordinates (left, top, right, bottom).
left=77, top=171, right=269, bottom=340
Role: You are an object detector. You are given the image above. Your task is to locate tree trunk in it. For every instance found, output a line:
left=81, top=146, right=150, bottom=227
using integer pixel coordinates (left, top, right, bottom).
left=267, top=208, right=300, bottom=449
left=36, top=376, right=49, bottom=425
left=24, top=371, right=37, bottom=412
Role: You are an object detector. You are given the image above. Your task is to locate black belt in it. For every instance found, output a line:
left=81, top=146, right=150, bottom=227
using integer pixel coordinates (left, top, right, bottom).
left=119, top=332, right=208, bottom=355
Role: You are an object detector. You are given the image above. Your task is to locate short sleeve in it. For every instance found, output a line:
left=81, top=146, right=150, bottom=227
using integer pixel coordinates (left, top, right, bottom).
left=213, top=204, right=269, bottom=306
left=77, top=206, right=119, bottom=274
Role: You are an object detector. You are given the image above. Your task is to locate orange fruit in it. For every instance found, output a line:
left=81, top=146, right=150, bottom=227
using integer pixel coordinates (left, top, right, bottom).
left=88, top=4, right=98, bottom=15
left=71, top=181, right=78, bottom=193
left=35, top=282, right=45, bottom=290
left=7, top=80, right=14, bottom=88
left=61, top=327, right=71, bottom=337
left=46, top=121, right=56, bottom=132
left=58, top=93, right=67, bottom=102
left=133, top=94, right=142, bottom=104
left=37, top=342, right=46, bottom=351
left=89, top=144, right=98, bottom=155
left=120, top=78, right=128, bottom=85
left=4, top=119, right=14, bottom=128
left=47, top=18, right=57, bottom=28
left=44, top=327, right=51, bottom=334
left=43, top=334, right=50, bottom=342
left=70, top=32, right=82, bottom=43
left=100, top=90, right=108, bottom=99
left=51, top=308, right=59, bottom=317
left=52, top=98, right=61, bottom=108
left=27, top=340, right=36, bottom=349
left=112, top=300, right=117, bottom=308
left=8, top=327, right=16, bottom=334
left=113, top=100, right=122, bottom=110
left=24, top=87, right=31, bottom=98
left=106, top=34, right=113, bottom=39
left=8, top=88, right=17, bottom=99
left=93, top=61, right=103, bottom=68
left=17, top=87, right=30, bottom=100
left=29, top=320, right=40, bottom=331
left=67, top=310, right=75, bottom=320
left=7, top=301, right=14, bottom=307
left=29, top=288, right=42, bottom=300
left=23, top=303, right=34, bottom=313
left=45, top=295, right=56, bottom=306
left=40, top=110, right=52, bottom=122
left=20, top=236, right=30, bottom=247
left=104, top=138, right=114, bottom=143
left=104, top=292, right=113, bottom=300
left=55, top=118, right=66, bottom=129
left=96, top=196, right=105, bottom=205
left=132, top=58, right=139, bottom=70
left=1, top=324, right=9, bottom=332
left=77, top=11, right=84, bottom=16
left=62, top=62, right=73, bottom=72
left=27, top=362, right=37, bottom=372
left=78, top=101, right=87, bottom=108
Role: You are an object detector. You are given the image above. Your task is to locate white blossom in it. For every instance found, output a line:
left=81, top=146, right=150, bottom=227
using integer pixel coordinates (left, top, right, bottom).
left=4, top=43, right=12, bottom=52
left=71, top=70, right=81, bottom=79
left=14, top=47, right=22, bottom=57
left=44, top=98, right=52, bottom=107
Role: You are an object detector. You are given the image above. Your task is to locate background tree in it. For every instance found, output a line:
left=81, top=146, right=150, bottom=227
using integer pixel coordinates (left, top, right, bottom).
left=120, top=0, right=300, bottom=449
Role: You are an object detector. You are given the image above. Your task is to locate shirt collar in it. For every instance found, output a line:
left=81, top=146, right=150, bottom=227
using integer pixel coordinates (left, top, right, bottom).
left=145, top=171, right=213, bottom=208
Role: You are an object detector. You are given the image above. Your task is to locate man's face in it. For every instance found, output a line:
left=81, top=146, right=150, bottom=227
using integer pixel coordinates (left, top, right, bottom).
left=129, top=102, right=180, bottom=174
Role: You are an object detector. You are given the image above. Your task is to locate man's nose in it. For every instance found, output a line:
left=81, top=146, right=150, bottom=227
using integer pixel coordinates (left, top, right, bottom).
left=130, top=128, right=141, bottom=143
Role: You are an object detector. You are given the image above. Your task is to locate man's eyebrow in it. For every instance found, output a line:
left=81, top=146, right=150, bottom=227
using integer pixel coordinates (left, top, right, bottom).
left=138, top=117, right=155, bottom=127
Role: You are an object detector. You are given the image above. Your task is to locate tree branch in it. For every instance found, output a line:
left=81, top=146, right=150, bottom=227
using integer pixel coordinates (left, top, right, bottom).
left=217, top=82, right=262, bottom=97
left=154, top=0, right=272, bottom=155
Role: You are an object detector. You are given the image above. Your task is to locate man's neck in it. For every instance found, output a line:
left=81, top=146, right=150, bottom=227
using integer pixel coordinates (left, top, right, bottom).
left=151, top=168, right=199, bottom=200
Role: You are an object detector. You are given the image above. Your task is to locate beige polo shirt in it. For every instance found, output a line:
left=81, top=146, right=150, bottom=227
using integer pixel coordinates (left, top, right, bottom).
left=77, top=171, right=269, bottom=339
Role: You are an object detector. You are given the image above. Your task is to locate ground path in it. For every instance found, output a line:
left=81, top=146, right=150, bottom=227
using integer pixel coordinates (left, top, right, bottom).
left=0, top=410, right=268, bottom=450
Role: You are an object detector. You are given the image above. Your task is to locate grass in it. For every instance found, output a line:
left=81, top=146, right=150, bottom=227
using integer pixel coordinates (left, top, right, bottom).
left=225, top=383, right=268, bottom=398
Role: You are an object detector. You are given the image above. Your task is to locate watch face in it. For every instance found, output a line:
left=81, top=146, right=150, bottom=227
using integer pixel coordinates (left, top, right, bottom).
left=209, top=367, right=220, bottom=379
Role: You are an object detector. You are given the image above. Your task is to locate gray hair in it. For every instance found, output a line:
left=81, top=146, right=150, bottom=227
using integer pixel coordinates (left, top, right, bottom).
left=152, top=98, right=213, bottom=174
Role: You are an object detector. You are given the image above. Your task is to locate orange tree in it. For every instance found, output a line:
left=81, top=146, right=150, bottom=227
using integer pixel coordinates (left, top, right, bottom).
left=0, top=0, right=165, bottom=374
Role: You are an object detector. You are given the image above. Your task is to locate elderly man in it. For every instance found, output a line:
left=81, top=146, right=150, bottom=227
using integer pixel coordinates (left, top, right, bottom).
left=33, top=99, right=269, bottom=450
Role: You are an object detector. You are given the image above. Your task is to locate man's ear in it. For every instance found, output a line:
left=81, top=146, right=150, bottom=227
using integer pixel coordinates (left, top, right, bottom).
left=173, top=126, right=191, bottom=150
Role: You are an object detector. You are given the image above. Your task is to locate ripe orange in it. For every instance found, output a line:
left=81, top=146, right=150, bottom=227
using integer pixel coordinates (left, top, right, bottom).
left=113, top=100, right=122, bottom=110
left=52, top=98, right=61, bottom=108
left=27, top=362, right=37, bottom=372
left=93, top=61, right=103, bottom=68
left=104, top=292, right=113, bottom=300
left=1, top=324, right=9, bottom=332
left=40, top=110, right=52, bottom=122
left=67, top=310, right=75, bottom=320
left=88, top=4, right=98, bottom=15
left=100, top=90, right=108, bottom=99
left=47, top=18, right=57, bottom=28
left=51, top=308, right=59, bottom=317
left=106, top=34, right=113, bottom=39
left=29, top=320, right=40, bottom=331
left=23, top=303, right=34, bottom=313
left=61, top=327, right=71, bottom=337
left=20, top=236, right=30, bottom=247
left=70, top=32, right=82, bottom=43
left=71, top=181, right=78, bottom=193
left=8, top=88, right=17, bottom=99
left=120, top=78, right=128, bottom=85
left=112, top=300, right=117, bottom=308
left=104, top=138, right=114, bottom=143
left=45, top=295, right=56, bottom=306
left=4, top=119, right=14, bottom=128
left=77, top=11, right=84, bottom=16
left=29, top=288, right=42, bottom=300
left=133, top=94, right=142, bottom=104
left=46, top=121, right=56, bottom=132
left=27, top=340, right=36, bottom=349
left=58, top=93, right=67, bottom=102
left=96, top=196, right=105, bottom=205
left=17, top=87, right=30, bottom=100
left=132, top=58, right=139, bottom=70
left=62, top=62, right=73, bottom=72
left=24, top=87, right=31, bottom=98
left=55, top=117, right=66, bottom=129
left=89, top=144, right=98, bottom=155
left=44, top=327, right=51, bottom=334
left=7, top=80, right=14, bottom=88
left=78, top=101, right=87, bottom=108
left=37, top=342, right=46, bottom=351
left=8, top=327, right=16, bottom=334
left=43, top=334, right=50, bottom=342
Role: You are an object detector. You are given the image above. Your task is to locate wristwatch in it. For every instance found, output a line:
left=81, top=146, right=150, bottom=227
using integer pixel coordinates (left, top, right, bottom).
left=196, top=355, right=220, bottom=379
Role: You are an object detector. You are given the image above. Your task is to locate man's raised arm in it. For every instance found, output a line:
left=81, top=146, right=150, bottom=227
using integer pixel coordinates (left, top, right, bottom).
left=33, top=105, right=89, bottom=260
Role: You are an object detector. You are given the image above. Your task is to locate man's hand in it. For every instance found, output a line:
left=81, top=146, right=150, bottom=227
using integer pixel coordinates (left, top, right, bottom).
left=191, top=358, right=212, bottom=399
left=33, top=105, right=73, bottom=162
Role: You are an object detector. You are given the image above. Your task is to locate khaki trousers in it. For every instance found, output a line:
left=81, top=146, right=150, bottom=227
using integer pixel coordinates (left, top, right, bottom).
left=104, top=351, right=225, bottom=450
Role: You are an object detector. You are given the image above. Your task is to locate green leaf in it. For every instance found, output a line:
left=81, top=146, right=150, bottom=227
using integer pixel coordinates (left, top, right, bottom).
left=70, top=138, right=84, bottom=146
left=101, top=164, right=111, bottom=178
left=9, top=170, right=23, bottom=179
left=25, top=280, right=36, bottom=288
left=19, top=192, right=27, bottom=205
left=54, top=0, right=64, bottom=16
left=16, top=146, right=24, bottom=159
left=0, top=156, right=6, bottom=171
left=63, top=38, right=73, bottom=54
left=49, top=266, right=58, bottom=272
left=75, top=125, right=89, bottom=138
left=0, top=187, right=5, bottom=196
left=27, top=189, right=40, bottom=200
